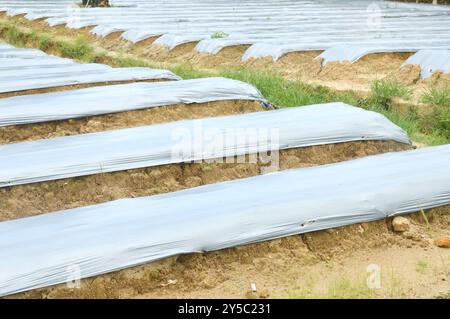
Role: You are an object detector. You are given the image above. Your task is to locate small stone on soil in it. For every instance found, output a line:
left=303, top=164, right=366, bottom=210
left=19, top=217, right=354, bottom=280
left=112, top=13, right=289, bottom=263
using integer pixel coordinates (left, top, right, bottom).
left=392, top=216, right=410, bottom=232
left=434, top=236, right=450, bottom=248
left=258, top=289, right=270, bottom=298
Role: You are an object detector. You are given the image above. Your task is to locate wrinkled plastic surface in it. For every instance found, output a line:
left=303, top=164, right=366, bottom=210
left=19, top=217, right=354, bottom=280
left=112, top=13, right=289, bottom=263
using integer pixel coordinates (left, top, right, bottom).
left=403, top=49, right=450, bottom=79
left=0, top=77, right=266, bottom=126
left=0, top=45, right=180, bottom=94
left=0, top=144, right=448, bottom=296
left=2, top=0, right=450, bottom=61
left=317, top=45, right=416, bottom=65
left=0, top=103, right=410, bottom=187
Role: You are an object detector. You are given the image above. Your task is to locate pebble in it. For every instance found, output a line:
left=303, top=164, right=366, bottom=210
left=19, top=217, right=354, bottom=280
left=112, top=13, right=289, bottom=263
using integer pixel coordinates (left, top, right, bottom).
left=434, top=236, right=450, bottom=248
left=392, top=216, right=410, bottom=232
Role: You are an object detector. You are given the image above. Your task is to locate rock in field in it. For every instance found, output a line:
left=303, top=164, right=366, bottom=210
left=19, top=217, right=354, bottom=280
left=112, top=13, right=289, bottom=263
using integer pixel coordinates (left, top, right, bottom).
left=434, top=237, right=450, bottom=248
left=392, top=216, right=410, bottom=232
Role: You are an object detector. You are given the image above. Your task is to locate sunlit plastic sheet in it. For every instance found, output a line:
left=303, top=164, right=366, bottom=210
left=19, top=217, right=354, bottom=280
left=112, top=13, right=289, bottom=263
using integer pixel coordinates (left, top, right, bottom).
left=0, top=46, right=180, bottom=94
left=2, top=0, right=450, bottom=61
left=0, top=144, right=448, bottom=297
left=403, top=49, right=450, bottom=79
left=0, top=77, right=266, bottom=126
left=0, top=102, right=410, bottom=187
left=0, top=43, right=14, bottom=49
left=0, top=47, right=49, bottom=59
left=0, top=57, right=75, bottom=71
left=317, top=44, right=416, bottom=65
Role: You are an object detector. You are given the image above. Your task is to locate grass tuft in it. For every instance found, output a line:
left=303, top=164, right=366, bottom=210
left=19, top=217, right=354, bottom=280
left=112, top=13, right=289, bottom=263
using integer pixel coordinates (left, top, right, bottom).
left=421, top=88, right=450, bottom=107
left=415, top=260, right=428, bottom=274
left=57, top=37, right=93, bottom=61
left=211, top=31, right=229, bottom=39
left=219, top=69, right=349, bottom=107
left=4, top=24, right=25, bottom=47
left=37, top=34, right=51, bottom=51
left=420, top=88, right=450, bottom=139
left=420, top=209, right=431, bottom=228
left=287, top=277, right=375, bottom=299
left=369, top=79, right=411, bottom=110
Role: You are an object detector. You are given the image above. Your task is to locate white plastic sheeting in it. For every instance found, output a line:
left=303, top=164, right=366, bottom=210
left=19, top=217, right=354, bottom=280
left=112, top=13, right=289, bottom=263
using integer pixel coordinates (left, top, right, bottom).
left=402, top=50, right=450, bottom=79
left=1, top=0, right=450, bottom=62
left=0, top=102, right=410, bottom=187
left=317, top=45, right=415, bottom=65
left=0, top=77, right=266, bottom=127
left=0, top=144, right=448, bottom=296
left=0, top=57, right=75, bottom=70
left=0, top=43, right=13, bottom=49
left=0, top=47, right=49, bottom=59
left=0, top=45, right=180, bottom=94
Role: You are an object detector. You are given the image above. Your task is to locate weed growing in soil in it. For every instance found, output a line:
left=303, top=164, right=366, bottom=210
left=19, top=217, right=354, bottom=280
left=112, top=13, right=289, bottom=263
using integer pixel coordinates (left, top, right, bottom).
left=419, top=107, right=450, bottom=140
left=421, top=88, right=450, bottom=107
left=287, top=277, right=375, bottom=299
left=419, top=88, right=450, bottom=138
left=420, top=209, right=431, bottom=228
left=219, top=69, right=345, bottom=107
left=436, top=292, right=450, bottom=299
left=57, top=36, right=93, bottom=61
left=415, top=260, right=428, bottom=274
left=211, top=31, right=229, bottom=39
left=369, top=79, right=411, bottom=110
left=328, top=278, right=374, bottom=299
left=4, top=24, right=25, bottom=46
left=37, top=34, right=51, bottom=51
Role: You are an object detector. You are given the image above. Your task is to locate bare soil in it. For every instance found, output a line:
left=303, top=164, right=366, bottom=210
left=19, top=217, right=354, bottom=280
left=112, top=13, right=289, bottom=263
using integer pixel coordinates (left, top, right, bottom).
left=10, top=206, right=449, bottom=299
left=314, top=52, right=414, bottom=92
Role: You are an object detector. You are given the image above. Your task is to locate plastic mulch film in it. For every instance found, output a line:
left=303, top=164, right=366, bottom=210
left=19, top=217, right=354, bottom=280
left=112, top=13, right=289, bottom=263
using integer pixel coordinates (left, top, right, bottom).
left=2, top=0, right=450, bottom=61
left=0, top=46, right=180, bottom=94
left=0, top=77, right=266, bottom=126
left=403, top=49, right=450, bottom=79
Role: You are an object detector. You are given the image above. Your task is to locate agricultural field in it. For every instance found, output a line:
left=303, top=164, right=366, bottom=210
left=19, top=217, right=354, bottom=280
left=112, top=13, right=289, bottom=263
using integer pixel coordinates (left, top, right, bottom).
left=0, top=0, right=448, bottom=301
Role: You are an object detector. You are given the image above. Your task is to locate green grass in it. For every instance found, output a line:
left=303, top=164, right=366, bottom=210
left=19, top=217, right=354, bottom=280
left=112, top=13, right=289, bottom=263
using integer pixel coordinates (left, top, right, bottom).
left=219, top=69, right=352, bottom=107
left=287, top=277, right=375, bottom=299
left=37, top=34, right=51, bottom=51
left=327, top=278, right=374, bottom=299
left=420, top=209, right=431, bottom=228
left=4, top=24, right=26, bottom=47
left=199, top=163, right=213, bottom=172
left=420, top=88, right=450, bottom=139
left=211, top=31, right=229, bottom=39
left=436, top=292, right=450, bottom=299
left=419, top=96, right=450, bottom=140
left=0, top=21, right=448, bottom=146
left=369, top=79, right=411, bottom=110
left=360, top=103, right=448, bottom=146
left=416, top=260, right=428, bottom=274
left=57, top=36, right=93, bottom=61
left=0, top=23, right=94, bottom=62
left=421, top=88, right=450, bottom=107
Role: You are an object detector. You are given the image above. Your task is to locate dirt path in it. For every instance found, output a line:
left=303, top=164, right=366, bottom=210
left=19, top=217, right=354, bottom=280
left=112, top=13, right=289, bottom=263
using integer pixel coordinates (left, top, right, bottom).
left=137, top=246, right=449, bottom=299
left=135, top=211, right=450, bottom=299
